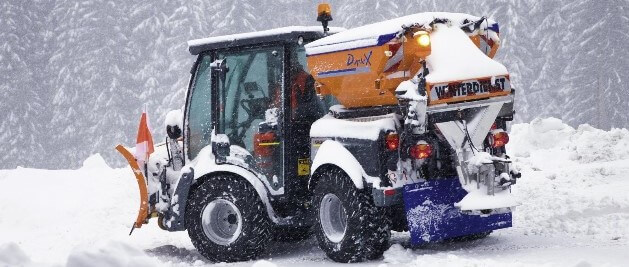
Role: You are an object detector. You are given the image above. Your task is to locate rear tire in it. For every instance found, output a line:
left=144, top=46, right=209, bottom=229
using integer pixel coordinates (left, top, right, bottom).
left=185, top=174, right=271, bottom=262
left=313, top=167, right=390, bottom=263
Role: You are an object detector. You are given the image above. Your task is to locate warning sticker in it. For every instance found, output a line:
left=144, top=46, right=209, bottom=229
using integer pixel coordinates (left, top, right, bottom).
left=298, top=158, right=310, bottom=176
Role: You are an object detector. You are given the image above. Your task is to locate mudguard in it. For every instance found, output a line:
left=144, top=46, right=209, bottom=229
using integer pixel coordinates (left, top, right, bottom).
left=192, top=163, right=286, bottom=224
left=181, top=146, right=286, bottom=225
left=161, top=168, right=194, bottom=231
left=115, top=145, right=149, bottom=229
left=310, top=140, right=366, bottom=189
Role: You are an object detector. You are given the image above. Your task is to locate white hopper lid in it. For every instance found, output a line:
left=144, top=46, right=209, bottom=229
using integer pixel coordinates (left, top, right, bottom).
left=305, top=12, right=498, bottom=56
left=425, top=24, right=508, bottom=84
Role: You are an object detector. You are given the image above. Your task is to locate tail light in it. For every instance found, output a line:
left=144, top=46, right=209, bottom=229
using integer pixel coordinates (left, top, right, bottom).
left=410, top=142, right=432, bottom=159
left=254, top=132, right=277, bottom=157
left=384, top=188, right=396, bottom=196
left=489, top=130, right=509, bottom=148
left=385, top=133, right=399, bottom=151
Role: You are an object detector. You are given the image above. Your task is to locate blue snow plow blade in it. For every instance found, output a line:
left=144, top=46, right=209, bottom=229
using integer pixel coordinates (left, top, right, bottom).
left=403, top=177, right=512, bottom=245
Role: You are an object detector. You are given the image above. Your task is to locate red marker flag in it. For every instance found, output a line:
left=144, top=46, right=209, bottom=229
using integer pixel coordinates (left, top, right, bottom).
left=135, top=109, right=154, bottom=163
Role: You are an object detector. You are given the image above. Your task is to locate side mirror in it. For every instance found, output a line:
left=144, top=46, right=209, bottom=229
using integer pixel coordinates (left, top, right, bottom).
left=167, top=125, right=182, bottom=140
left=165, top=109, right=183, bottom=140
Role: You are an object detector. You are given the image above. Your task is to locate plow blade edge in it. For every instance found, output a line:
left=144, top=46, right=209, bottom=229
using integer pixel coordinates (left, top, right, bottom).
left=115, top=144, right=149, bottom=229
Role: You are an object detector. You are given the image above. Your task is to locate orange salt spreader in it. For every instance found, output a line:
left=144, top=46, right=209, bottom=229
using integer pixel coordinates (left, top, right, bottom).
left=305, top=13, right=507, bottom=108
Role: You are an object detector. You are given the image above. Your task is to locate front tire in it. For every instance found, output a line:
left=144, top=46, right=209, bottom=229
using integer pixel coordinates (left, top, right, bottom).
left=313, top=167, right=390, bottom=263
left=185, top=174, right=271, bottom=262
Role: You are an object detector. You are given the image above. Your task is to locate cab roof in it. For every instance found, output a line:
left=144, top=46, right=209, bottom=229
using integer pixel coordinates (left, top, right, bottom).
left=187, top=26, right=346, bottom=55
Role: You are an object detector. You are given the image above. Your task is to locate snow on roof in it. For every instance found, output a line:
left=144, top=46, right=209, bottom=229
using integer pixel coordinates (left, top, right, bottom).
left=187, top=26, right=345, bottom=51
left=305, top=12, right=495, bottom=55
left=425, top=24, right=508, bottom=84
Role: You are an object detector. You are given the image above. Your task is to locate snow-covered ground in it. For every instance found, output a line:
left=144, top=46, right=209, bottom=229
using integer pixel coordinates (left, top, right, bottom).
left=1, top=118, right=628, bottom=267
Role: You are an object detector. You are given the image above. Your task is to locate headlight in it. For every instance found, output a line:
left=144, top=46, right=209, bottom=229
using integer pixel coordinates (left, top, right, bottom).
left=416, top=33, right=430, bottom=47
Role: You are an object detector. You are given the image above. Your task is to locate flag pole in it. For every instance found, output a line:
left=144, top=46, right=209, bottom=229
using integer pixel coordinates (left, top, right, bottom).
left=143, top=104, right=149, bottom=187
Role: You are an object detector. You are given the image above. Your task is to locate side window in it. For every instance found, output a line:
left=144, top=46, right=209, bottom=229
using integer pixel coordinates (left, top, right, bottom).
left=290, top=47, right=326, bottom=122
left=187, top=55, right=213, bottom=159
left=218, top=48, right=283, bottom=151
left=217, top=46, right=285, bottom=192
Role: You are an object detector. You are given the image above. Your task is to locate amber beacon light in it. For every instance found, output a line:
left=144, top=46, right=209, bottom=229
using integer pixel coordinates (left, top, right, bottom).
left=317, top=3, right=333, bottom=34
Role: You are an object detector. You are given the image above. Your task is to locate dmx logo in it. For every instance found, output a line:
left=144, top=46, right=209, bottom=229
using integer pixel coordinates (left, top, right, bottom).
left=346, top=51, right=373, bottom=67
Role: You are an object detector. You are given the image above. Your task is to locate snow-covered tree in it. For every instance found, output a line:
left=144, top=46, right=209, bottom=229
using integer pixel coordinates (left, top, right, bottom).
left=338, top=0, right=400, bottom=28
left=1, top=0, right=629, bottom=169
left=0, top=0, right=53, bottom=168
left=519, top=0, right=569, bottom=122
left=46, top=0, right=134, bottom=167
left=209, top=0, right=260, bottom=36
left=561, top=0, right=629, bottom=129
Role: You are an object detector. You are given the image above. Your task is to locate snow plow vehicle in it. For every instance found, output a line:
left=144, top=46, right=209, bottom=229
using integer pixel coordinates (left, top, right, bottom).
left=117, top=5, right=521, bottom=263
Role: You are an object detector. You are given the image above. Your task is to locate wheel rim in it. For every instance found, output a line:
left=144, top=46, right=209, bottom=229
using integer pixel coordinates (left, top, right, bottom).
left=319, top=193, right=347, bottom=243
left=201, top=199, right=243, bottom=246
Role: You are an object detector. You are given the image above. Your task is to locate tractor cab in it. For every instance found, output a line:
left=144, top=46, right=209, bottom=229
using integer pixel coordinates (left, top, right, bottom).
left=185, top=26, right=342, bottom=216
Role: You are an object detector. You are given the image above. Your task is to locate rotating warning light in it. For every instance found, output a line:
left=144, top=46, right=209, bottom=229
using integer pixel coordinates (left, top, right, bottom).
left=317, top=3, right=332, bottom=18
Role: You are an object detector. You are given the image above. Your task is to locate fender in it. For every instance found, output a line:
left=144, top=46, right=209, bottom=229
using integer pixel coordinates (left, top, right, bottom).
left=163, top=146, right=283, bottom=229
left=310, top=140, right=366, bottom=190
left=162, top=167, right=194, bottom=231
left=192, top=164, right=281, bottom=223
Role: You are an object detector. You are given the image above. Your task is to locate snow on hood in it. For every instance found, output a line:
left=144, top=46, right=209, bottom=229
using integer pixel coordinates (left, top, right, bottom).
left=306, top=12, right=495, bottom=54
left=425, top=24, right=508, bottom=84
left=305, top=12, right=506, bottom=84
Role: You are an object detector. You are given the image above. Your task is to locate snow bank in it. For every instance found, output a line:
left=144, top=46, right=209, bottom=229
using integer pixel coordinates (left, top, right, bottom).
left=0, top=166, right=192, bottom=266
left=507, top=118, right=629, bottom=241
left=81, top=153, right=111, bottom=170
left=508, top=117, right=629, bottom=163
left=0, top=242, right=31, bottom=266
left=0, top=117, right=627, bottom=266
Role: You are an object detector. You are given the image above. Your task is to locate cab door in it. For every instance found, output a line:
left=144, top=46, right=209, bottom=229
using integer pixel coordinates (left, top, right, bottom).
left=186, top=54, right=214, bottom=160
left=216, top=45, right=286, bottom=194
